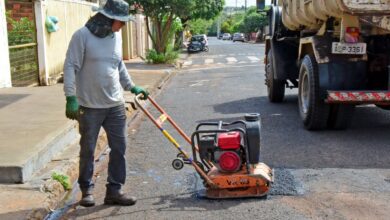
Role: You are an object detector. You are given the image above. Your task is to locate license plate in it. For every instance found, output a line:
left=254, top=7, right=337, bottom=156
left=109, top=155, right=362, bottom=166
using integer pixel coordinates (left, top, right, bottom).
left=332, top=42, right=366, bottom=55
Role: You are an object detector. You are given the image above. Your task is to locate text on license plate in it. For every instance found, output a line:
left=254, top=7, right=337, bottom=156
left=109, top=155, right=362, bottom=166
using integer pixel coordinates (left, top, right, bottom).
left=331, top=42, right=366, bottom=55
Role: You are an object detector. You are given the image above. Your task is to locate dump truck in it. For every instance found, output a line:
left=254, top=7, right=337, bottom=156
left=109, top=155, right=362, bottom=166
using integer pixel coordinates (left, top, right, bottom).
left=257, top=0, right=390, bottom=130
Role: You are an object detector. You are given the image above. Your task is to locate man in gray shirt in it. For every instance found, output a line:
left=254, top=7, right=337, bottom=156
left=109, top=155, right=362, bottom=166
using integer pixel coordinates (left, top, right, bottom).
left=63, top=0, right=148, bottom=207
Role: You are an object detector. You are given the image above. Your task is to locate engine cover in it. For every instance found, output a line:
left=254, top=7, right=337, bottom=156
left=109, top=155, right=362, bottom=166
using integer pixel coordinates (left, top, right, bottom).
left=218, top=132, right=241, bottom=150
left=215, top=151, right=241, bottom=172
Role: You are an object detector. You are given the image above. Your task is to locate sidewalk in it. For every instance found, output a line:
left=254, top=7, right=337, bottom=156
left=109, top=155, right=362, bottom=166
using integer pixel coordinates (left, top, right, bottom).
left=0, top=58, right=178, bottom=219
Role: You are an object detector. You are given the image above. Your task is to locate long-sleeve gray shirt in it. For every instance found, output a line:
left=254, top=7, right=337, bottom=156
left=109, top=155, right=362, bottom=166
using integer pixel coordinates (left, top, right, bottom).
left=63, top=27, right=134, bottom=108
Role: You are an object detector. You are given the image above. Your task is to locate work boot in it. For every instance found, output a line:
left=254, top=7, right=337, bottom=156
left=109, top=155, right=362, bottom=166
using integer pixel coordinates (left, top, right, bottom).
left=104, top=190, right=137, bottom=206
left=80, top=189, right=95, bottom=207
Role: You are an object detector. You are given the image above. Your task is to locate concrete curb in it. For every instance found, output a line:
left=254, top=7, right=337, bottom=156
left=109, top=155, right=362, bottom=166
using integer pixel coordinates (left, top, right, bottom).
left=0, top=121, right=79, bottom=184
left=31, top=66, right=178, bottom=220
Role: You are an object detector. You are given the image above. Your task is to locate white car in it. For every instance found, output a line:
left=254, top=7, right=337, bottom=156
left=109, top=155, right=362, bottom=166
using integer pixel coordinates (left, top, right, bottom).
left=222, top=33, right=232, bottom=40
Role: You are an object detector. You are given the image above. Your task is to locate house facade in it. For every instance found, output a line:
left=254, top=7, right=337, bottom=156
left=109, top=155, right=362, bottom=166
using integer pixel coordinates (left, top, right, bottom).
left=1, top=0, right=152, bottom=88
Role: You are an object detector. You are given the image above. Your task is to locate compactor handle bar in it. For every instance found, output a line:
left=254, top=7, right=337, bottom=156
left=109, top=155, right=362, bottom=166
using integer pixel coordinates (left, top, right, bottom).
left=134, top=94, right=216, bottom=188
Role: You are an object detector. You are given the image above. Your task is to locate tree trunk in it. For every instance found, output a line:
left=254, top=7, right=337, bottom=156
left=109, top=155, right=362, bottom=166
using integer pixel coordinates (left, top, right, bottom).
left=160, top=14, right=174, bottom=53
left=174, top=31, right=183, bottom=50
left=155, top=17, right=164, bottom=54
left=144, top=14, right=175, bottom=54
left=145, top=16, right=157, bottom=50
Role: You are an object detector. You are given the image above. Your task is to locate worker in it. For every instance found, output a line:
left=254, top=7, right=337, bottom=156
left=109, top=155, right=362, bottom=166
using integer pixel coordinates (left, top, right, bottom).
left=63, top=0, right=148, bottom=207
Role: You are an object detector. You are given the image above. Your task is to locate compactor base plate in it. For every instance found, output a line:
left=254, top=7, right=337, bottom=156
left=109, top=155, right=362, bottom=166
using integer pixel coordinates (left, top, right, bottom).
left=202, top=163, right=273, bottom=199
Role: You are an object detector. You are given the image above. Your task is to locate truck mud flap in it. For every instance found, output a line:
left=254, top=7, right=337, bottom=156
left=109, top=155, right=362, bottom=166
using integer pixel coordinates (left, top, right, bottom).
left=270, top=40, right=299, bottom=81
left=318, top=61, right=367, bottom=99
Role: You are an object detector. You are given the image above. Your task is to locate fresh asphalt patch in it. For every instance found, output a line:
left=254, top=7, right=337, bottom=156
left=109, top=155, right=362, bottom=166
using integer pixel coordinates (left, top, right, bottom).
left=173, top=168, right=304, bottom=198
left=269, top=168, right=304, bottom=196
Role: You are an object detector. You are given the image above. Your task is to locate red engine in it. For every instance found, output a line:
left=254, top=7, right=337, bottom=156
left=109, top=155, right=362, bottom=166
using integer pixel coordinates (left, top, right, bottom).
left=196, top=114, right=261, bottom=173
left=198, top=131, right=243, bottom=173
left=215, top=132, right=242, bottom=172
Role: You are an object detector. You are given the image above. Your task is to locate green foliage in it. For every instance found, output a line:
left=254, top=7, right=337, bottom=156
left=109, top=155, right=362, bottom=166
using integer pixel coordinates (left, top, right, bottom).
left=146, top=49, right=165, bottom=64
left=127, top=0, right=224, bottom=21
left=186, top=0, right=225, bottom=21
left=164, top=47, right=180, bottom=63
left=145, top=47, right=179, bottom=64
left=126, top=1, right=224, bottom=54
left=245, top=6, right=258, bottom=15
left=221, top=19, right=233, bottom=33
left=208, top=18, right=219, bottom=36
left=188, top=19, right=213, bottom=35
left=239, top=13, right=264, bottom=33
left=52, top=172, right=72, bottom=190
left=167, top=18, right=183, bottom=44
left=218, top=6, right=268, bottom=35
left=6, top=11, right=35, bottom=46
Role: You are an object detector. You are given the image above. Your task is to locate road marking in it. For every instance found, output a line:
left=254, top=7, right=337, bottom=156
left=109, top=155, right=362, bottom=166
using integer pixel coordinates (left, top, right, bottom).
left=205, top=59, right=214, bottom=64
left=248, top=56, right=260, bottom=62
left=226, top=57, right=237, bottom=63
left=189, top=80, right=209, bottom=87
left=185, top=63, right=259, bottom=71
left=183, top=61, right=192, bottom=66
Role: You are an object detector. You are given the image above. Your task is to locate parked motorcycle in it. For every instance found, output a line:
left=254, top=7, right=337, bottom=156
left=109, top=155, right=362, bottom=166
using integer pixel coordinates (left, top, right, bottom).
left=187, top=35, right=209, bottom=53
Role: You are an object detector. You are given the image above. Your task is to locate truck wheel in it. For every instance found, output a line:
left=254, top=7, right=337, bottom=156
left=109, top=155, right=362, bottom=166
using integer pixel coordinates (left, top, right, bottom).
left=327, top=104, right=355, bottom=130
left=298, top=55, right=329, bottom=130
left=266, top=50, right=285, bottom=102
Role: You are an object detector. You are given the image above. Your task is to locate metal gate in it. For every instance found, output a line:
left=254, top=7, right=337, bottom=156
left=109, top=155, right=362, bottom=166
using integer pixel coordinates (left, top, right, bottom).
left=6, top=0, right=39, bottom=87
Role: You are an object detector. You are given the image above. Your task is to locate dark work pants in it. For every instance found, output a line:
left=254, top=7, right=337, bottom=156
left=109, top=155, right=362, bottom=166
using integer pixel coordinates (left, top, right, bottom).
left=78, top=104, right=127, bottom=193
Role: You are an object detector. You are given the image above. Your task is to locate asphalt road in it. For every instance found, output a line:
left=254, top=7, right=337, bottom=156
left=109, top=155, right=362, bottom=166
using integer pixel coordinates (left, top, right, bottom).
left=63, top=38, right=390, bottom=220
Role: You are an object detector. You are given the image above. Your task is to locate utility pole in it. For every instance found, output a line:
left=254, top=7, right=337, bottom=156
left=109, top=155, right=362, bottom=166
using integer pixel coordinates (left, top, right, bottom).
left=217, top=16, right=221, bottom=38
left=245, top=0, right=247, bottom=12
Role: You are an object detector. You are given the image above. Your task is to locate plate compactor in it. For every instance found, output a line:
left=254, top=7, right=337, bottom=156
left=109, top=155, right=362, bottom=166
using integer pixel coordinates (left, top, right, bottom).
left=135, top=95, right=273, bottom=199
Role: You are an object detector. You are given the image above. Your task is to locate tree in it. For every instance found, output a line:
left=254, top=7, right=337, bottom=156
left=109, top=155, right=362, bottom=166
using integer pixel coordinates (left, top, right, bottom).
left=240, top=7, right=268, bottom=33
left=180, top=0, right=224, bottom=26
left=218, top=6, right=268, bottom=36
left=126, top=0, right=187, bottom=53
left=188, top=19, right=213, bottom=35
left=126, top=0, right=224, bottom=54
left=221, top=20, right=233, bottom=34
left=240, top=13, right=262, bottom=33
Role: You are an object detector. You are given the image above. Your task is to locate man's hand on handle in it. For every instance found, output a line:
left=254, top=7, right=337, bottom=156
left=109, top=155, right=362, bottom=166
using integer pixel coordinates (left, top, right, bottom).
left=130, top=86, right=149, bottom=100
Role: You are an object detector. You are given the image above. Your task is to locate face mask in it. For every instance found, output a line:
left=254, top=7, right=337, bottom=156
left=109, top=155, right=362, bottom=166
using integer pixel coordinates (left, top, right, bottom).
left=85, top=13, right=113, bottom=38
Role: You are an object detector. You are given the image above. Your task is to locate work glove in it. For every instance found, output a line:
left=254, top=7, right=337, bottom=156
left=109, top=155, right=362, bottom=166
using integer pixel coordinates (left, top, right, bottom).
left=65, top=96, right=79, bottom=120
left=130, top=85, right=149, bottom=100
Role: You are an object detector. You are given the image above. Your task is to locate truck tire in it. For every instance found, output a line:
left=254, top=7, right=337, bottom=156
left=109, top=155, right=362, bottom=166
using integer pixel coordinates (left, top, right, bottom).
left=266, top=50, right=285, bottom=102
left=327, top=104, right=355, bottom=130
left=298, top=55, right=329, bottom=130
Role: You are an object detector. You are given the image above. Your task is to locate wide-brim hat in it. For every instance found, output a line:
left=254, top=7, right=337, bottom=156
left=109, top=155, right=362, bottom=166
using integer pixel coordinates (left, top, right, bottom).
left=92, top=0, right=135, bottom=22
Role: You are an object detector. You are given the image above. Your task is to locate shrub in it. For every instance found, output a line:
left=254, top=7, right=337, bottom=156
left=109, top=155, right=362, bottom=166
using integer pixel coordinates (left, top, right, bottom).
left=52, top=172, right=72, bottom=190
left=146, top=49, right=165, bottom=64
left=146, top=47, right=179, bottom=64
left=6, top=11, right=35, bottom=46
